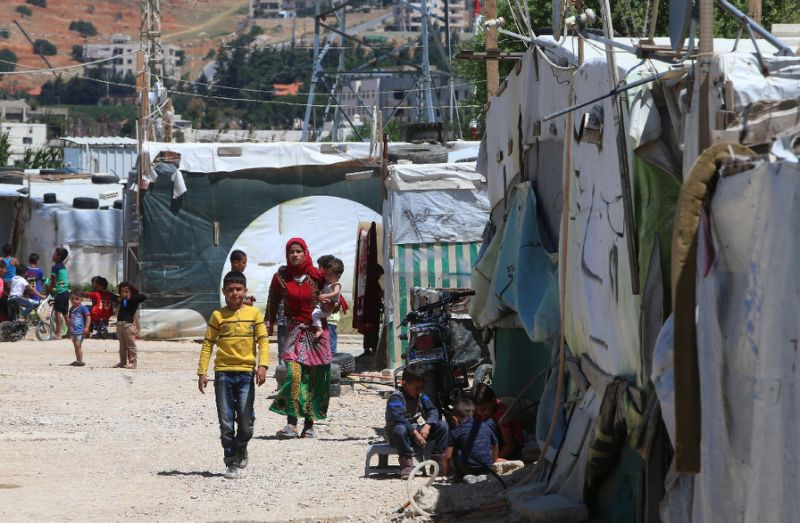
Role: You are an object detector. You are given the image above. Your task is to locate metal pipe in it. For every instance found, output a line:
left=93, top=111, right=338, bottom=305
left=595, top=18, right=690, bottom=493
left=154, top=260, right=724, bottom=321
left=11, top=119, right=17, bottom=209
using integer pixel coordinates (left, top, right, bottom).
left=716, top=0, right=794, bottom=55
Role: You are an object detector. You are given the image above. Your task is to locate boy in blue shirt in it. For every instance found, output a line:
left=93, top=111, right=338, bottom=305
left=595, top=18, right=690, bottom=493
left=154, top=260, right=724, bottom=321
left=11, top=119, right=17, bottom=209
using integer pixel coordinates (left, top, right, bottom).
left=444, top=398, right=499, bottom=478
left=24, top=253, right=45, bottom=304
left=385, top=365, right=449, bottom=479
left=68, top=291, right=90, bottom=366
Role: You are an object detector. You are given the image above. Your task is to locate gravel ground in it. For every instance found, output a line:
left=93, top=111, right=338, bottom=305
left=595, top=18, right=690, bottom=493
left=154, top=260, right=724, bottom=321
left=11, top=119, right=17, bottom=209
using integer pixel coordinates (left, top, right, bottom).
left=0, top=335, right=425, bottom=522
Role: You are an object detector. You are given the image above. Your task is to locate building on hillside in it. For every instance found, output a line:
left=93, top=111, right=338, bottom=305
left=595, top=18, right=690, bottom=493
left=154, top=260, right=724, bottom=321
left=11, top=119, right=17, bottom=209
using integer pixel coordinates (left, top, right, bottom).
left=249, top=0, right=311, bottom=17
left=83, top=34, right=181, bottom=82
left=61, top=137, right=137, bottom=177
left=0, top=100, right=31, bottom=123
left=337, top=71, right=470, bottom=127
left=390, top=0, right=471, bottom=33
left=0, top=123, right=47, bottom=166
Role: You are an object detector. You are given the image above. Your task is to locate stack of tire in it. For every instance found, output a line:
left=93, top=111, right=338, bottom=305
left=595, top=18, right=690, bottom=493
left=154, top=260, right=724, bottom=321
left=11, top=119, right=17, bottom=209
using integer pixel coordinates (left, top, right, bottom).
left=274, top=352, right=355, bottom=398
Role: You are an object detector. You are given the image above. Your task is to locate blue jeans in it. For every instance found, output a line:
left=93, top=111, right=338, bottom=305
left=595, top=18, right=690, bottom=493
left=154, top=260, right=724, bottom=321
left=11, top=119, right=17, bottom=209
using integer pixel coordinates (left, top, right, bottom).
left=387, top=420, right=449, bottom=457
left=8, top=296, right=35, bottom=318
left=328, top=324, right=338, bottom=354
left=214, top=371, right=255, bottom=466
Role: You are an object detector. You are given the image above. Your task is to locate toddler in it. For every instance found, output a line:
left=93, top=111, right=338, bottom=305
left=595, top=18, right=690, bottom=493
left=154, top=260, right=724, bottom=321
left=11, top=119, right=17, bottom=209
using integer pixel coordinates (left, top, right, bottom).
left=67, top=291, right=89, bottom=366
left=311, top=257, right=344, bottom=339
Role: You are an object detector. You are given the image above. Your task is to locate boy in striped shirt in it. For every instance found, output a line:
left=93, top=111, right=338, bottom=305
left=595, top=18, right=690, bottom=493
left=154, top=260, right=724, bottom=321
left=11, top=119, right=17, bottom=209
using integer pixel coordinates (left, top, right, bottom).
left=198, top=271, right=269, bottom=479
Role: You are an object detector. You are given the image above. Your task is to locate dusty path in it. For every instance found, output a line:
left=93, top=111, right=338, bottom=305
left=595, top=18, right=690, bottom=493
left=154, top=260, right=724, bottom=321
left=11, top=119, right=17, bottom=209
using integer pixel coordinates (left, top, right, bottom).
left=0, top=336, right=411, bottom=522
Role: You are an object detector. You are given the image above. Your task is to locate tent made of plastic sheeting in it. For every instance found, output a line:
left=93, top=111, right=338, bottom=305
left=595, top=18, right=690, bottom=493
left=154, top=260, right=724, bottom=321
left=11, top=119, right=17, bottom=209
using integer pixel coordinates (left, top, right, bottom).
left=134, top=142, right=385, bottom=339
left=382, top=162, right=489, bottom=367
left=0, top=179, right=124, bottom=285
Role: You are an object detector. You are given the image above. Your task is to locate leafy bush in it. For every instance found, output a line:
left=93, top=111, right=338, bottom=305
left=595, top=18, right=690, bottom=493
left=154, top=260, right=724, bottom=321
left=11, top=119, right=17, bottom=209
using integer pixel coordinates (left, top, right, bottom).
left=25, top=0, right=46, bottom=7
left=0, top=29, right=10, bottom=39
left=0, top=48, right=17, bottom=73
left=15, top=5, right=33, bottom=17
left=33, top=39, right=57, bottom=56
left=69, top=20, right=97, bottom=38
left=71, top=44, right=83, bottom=62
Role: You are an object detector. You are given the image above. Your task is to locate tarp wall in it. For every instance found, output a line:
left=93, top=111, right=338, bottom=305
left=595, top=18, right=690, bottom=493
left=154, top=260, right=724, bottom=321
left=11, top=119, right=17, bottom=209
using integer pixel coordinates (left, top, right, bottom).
left=138, top=165, right=382, bottom=338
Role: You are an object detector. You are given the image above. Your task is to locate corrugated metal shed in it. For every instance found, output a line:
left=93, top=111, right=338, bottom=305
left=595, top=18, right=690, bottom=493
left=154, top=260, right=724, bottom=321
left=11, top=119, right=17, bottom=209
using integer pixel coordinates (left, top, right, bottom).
left=61, top=136, right=137, bottom=178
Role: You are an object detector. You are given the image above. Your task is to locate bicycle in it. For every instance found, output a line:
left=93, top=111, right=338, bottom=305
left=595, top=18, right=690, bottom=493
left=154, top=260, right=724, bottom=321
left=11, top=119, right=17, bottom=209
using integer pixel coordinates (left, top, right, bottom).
left=0, top=298, right=53, bottom=342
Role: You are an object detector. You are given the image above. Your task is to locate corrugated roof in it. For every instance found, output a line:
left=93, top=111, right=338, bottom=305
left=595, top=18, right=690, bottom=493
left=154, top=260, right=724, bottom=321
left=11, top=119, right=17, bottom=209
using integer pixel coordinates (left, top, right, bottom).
left=61, top=137, right=138, bottom=146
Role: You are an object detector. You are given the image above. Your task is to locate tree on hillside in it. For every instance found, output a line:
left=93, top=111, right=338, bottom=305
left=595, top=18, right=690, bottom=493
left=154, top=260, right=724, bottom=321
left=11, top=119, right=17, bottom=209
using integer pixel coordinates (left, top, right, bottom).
left=0, top=49, right=17, bottom=73
left=15, top=5, right=33, bottom=17
left=0, top=28, right=9, bottom=39
left=69, top=20, right=98, bottom=38
left=33, top=39, right=57, bottom=56
left=25, top=0, right=47, bottom=7
left=71, top=45, right=84, bottom=62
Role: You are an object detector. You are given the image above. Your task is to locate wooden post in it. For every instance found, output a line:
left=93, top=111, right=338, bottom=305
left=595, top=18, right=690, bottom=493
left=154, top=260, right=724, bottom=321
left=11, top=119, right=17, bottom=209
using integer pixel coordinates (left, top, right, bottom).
left=164, top=97, right=173, bottom=143
left=748, top=0, right=762, bottom=25
left=485, top=0, right=499, bottom=97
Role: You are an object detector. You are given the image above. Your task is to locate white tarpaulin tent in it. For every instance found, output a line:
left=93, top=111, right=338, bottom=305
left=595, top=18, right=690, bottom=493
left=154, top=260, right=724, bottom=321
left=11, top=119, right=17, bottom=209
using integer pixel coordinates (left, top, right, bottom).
left=0, top=178, right=123, bottom=285
left=383, top=162, right=489, bottom=367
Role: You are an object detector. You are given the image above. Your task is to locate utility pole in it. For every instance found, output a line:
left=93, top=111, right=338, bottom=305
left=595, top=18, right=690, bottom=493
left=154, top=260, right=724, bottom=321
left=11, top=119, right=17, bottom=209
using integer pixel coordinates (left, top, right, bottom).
left=331, top=2, right=347, bottom=141
left=748, top=0, right=762, bottom=25
left=484, top=0, right=499, bottom=96
left=419, top=0, right=435, bottom=122
left=140, top=0, right=169, bottom=142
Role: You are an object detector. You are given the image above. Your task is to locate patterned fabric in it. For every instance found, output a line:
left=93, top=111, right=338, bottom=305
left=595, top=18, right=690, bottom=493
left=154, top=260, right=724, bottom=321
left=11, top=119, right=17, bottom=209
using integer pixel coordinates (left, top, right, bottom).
left=283, top=320, right=331, bottom=366
left=270, top=360, right=331, bottom=421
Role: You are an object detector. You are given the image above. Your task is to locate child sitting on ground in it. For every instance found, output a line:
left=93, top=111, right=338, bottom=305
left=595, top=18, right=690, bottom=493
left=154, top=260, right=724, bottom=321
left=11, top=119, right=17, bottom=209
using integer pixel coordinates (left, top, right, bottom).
left=229, top=250, right=256, bottom=306
left=198, top=271, right=269, bottom=479
left=474, top=383, right=525, bottom=460
left=85, top=276, right=114, bottom=339
left=311, top=257, right=344, bottom=339
left=443, top=397, right=499, bottom=478
left=385, top=365, right=449, bottom=479
left=67, top=291, right=90, bottom=366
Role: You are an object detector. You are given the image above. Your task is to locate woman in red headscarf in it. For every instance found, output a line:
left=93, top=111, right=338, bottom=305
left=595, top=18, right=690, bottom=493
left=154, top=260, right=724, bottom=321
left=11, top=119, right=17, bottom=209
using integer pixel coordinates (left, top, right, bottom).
left=267, top=238, right=332, bottom=438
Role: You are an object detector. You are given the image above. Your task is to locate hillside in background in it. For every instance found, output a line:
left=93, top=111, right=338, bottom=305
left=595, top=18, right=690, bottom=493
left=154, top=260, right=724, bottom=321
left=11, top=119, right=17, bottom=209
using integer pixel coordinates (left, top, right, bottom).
left=0, top=0, right=248, bottom=93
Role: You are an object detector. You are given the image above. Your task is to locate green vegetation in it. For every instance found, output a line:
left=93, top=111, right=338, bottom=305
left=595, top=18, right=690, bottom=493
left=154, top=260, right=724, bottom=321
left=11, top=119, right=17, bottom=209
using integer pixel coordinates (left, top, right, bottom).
left=15, top=5, right=33, bottom=17
left=0, top=132, right=11, bottom=167
left=0, top=29, right=9, bottom=39
left=14, top=147, right=61, bottom=169
left=0, top=49, right=17, bottom=73
left=33, top=39, right=57, bottom=56
left=71, top=44, right=83, bottom=62
left=25, top=0, right=46, bottom=7
left=69, top=20, right=98, bottom=38
left=38, top=66, right=136, bottom=105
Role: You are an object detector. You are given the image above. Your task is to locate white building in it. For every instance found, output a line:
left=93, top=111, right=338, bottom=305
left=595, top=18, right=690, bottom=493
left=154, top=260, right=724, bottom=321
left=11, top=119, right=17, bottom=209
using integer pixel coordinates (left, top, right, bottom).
left=0, top=123, right=47, bottom=166
left=391, top=0, right=470, bottom=33
left=83, top=34, right=181, bottom=81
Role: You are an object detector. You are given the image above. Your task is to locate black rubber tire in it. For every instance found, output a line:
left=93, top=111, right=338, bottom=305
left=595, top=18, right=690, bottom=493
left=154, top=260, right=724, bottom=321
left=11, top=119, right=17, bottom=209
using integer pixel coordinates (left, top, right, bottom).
left=43, top=193, right=57, bottom=204
left=331, top=352, right=355, bottom=376
left=388, top=144, right=449, bottom=164
left=330, top=363, right=342, bottom=383
left=330, top=383, right=342, bottom=398
left=40, top=168, right=67, bottom=175
left=73, top=197, right=100, bottom=209
left=113, top=199, right=123, bottom=210
left=34, top=322, right=53, bottom=342
left=0, top=173, right=24, bottom=185
left=91, top=174, right=120, bottom=184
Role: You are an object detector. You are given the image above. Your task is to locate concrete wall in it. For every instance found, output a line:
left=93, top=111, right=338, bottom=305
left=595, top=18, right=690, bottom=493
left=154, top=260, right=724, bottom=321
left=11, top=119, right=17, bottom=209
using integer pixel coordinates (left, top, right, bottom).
left=0, top=123, right=47, bottom=166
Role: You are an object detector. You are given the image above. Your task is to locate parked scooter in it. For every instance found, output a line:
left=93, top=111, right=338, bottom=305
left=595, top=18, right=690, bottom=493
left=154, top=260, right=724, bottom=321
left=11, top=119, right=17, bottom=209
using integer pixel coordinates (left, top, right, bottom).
left=0, top=298, right=53, bottom=342
left=394, top=289, right=489, bottom=409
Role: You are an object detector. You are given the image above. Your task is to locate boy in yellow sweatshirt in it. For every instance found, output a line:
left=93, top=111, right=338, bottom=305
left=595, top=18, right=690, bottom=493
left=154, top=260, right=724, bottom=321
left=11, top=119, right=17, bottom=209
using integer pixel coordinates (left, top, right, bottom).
left=198, top=271, right=269, bottom=479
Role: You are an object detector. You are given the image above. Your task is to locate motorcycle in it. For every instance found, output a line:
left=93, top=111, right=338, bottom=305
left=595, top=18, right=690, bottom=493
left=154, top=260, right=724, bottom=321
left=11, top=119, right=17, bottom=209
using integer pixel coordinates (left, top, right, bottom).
left=0, top=297, right=54, bottom=342
left=394, top=288, right=490, bottom=409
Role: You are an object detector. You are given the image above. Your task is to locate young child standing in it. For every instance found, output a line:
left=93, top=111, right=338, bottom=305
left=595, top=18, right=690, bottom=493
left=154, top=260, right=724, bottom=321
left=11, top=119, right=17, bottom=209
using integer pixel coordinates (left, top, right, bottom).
left=24, top=253, right=45, bottom=304
left=67, top=292, right=90, bottom=366
left=198, top=271, right=269, bottom=479
left=385, top=365, right=449, bottom=479
left=115, top=282, right=146, bottom=369
left=444, top=398, right=499, bottom=478
left=311, top=257, right=344, bottom=340
left=229, top=250, right=256, bottom=305
left=85, top=276, right=114, bottom=338
left=46, top=247, right=70, bottom=338
left=1, top=244, right=19, bottom=292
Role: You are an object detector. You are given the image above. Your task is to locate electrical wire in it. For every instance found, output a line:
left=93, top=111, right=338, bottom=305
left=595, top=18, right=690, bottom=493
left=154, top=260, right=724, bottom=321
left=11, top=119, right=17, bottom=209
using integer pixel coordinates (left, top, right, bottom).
left=0, top=49, right=139, bottom=76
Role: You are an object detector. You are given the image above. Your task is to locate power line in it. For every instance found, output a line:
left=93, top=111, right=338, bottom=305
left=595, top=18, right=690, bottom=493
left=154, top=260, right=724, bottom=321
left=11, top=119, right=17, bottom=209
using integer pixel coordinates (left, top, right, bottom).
left=0, top=49, right=139, bottom=76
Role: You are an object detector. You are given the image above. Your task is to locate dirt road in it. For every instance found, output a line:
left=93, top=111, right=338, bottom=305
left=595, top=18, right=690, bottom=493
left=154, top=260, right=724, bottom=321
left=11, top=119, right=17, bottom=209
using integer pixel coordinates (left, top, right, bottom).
left=0, top=336, right=412, bottom=521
